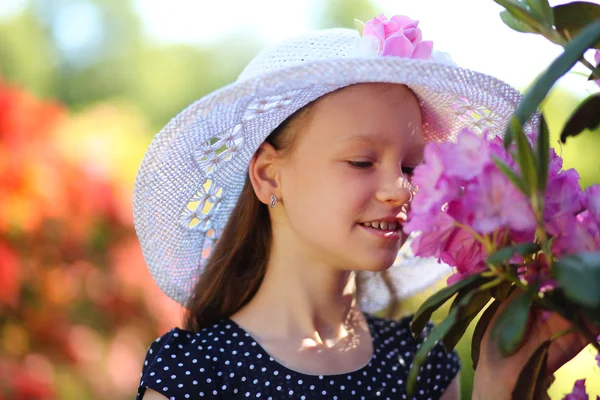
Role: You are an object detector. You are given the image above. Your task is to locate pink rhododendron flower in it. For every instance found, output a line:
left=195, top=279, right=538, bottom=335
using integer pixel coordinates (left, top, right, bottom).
left=442, top=129, right=492, bottom=180
left=583, top=184, right=600, bottom=222
left=489, top=134, right=519, bottom=168
left=441, top=228, right=487, bottom=285
left=549, top=147, right=563, bottom=177
left=405, top=125, right=598, bottom=292
left=551, top=210, right=600, bottom=256
left=544, top=168, right=583, bottom=221
left=362, top=14, right=433, bottom=59
left=409, top=144, right=460, bottom=215
left=464, top=165, right=536, bottom=233
left=562, top=379, right=588, bottom=400
left=404, top=211, right=456, bottom=259
left=405, top=128, right=536, bottom=275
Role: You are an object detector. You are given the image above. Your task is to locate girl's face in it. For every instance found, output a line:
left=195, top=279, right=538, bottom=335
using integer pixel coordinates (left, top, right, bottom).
left=277, top=83, right=424, bottom=272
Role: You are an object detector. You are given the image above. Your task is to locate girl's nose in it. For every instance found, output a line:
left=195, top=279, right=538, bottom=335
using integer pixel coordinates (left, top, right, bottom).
left=375, top=174, right=414, bottom=207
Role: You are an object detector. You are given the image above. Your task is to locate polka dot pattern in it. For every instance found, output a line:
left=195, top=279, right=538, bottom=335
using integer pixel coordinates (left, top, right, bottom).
left=137, top=314, right=460, bottom=399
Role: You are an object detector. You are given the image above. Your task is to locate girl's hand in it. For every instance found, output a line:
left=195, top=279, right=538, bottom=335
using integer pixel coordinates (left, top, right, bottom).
left=472, top=291, right=599, bottom=400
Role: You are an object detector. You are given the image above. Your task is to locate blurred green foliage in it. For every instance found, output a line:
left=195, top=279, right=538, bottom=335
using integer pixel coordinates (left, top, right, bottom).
left=0, top=0, right=263, bottom=130
left=0, top=0, right=383, bottom=132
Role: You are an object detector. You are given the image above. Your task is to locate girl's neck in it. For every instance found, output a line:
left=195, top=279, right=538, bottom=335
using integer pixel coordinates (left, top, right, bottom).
left=228, top=238, right=375, bottom=376
left=230, top=243, right=361, bottom=344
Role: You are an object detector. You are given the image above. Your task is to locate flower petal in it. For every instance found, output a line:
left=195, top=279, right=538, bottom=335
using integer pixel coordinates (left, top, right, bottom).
left=349, top=36, right=381, bottom=57
left=583, top=184, right=600, bottom=222
left=412, top=40, right=434, bottom=60
left=390, top=15, right=418, bottom=29
left=563, top=379, right=588, bottom=400
left=403, top=27, right=421, bottom=43
left=383, top=19, right=402, bottom=36
left=381, top=34, right=414, bottom=58
left=363, top=16, right=385, bottom=43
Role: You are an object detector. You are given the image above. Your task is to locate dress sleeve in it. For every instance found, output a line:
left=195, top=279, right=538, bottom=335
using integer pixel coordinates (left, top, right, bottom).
left=414, top=321, right=462, bottom=399
left=136, top=328, right=220, bottom=399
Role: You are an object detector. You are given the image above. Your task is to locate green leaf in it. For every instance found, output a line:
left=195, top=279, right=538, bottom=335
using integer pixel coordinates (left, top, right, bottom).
left=537, top=115, right=550, bottom=191
left=491, top=290, right=532, bottom=356
left=354, top=19, right=365, bottom=37
left=410, top=272, right=486, bottom=338
left=500, top=9, right=538, bottom=33
left=492, top=156, right=529, bottom=195
left=408, top=289, right=485, bottom=396
left=486, top=242, right=540, bottom=266
left=553, top=1, right=600, bottom=48
left=507, top=19, right=600, bottom=145
left=443, top=290, right=492, bottom=352
left=472, top=299, right=502, bottom=369
left=511, top=118, right=539, bottom=193
left=560, top=93, right=600, bottom=143
left=525, top=0, right=554, bottom=26
left=406, top=305, right=461, bottom=396
left=494, top=0, right=542, bottom=30
left=554, top=252, right=600, bottom=308
left=491, top=280, right=515, bottom=301
left=511, top=340, right=553, bottom=399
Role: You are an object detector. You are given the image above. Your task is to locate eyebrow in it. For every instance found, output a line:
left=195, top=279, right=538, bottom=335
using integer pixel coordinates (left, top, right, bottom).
left=336, top=133, right=382, bottom=146
left=336, top=133, right=425, bottom=153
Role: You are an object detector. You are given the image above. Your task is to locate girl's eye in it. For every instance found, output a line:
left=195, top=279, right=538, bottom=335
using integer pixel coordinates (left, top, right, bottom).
left=347, top=161, right=373, bottom=169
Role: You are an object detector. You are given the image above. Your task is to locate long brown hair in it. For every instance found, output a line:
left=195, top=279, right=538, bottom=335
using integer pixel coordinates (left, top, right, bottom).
left=184, top=90, right=402, bottom=331
left=184, top=104, right=314, bottom=331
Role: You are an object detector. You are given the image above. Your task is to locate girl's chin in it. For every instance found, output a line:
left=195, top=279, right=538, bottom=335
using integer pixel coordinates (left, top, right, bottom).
left=354, top=256, right=398, bottom=272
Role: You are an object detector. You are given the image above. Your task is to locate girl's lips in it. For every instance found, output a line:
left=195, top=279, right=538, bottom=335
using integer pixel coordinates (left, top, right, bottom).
left=360, top=212, right=408, bottom=225
left=358, top=223, right=403, bottom=240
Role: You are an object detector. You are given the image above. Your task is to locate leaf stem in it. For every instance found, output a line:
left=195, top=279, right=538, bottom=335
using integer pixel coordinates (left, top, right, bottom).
left=559, top=28, right=600, bottom=78
left=579, top=57, right=600, bottom=79
left=530, top=191, right=553, bottom=269
left=549, top=327, right=575, bottom=341
left=454, top=221, right=486, bottom=246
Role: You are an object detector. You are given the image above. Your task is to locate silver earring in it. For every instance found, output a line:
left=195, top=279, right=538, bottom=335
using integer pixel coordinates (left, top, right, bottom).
left=270, top=194, right=278, bottom=208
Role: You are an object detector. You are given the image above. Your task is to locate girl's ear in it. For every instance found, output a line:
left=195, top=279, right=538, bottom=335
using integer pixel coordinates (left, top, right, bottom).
left=248, top=141, right=281, bottom=206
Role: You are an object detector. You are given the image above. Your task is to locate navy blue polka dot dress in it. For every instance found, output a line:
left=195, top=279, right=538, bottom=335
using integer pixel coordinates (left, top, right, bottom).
left=136, top=314, right=460, bottom=399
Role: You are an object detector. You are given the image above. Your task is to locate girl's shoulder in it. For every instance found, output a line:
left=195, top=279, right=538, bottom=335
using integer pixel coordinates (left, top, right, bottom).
left=136, top=322, right=230, bottom=399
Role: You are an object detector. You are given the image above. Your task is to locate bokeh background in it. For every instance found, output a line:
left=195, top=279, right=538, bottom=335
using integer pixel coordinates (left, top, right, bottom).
left=0, top=0, right=599, bottom=399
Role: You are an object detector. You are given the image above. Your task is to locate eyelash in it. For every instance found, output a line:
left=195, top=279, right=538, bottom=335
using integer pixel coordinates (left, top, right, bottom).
left=347, top=161, right=373, bottom=169
left=347, top=161, right=416, bottom=176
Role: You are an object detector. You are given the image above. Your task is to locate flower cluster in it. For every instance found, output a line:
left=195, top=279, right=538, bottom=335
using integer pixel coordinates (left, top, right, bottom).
left=403, top=129, right=600, bottom=286
left=352, top=14, right=433, bottom=59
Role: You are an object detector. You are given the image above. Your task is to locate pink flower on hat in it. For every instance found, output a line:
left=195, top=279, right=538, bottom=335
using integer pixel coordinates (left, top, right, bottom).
left=362, top=14, right=433, bottom=59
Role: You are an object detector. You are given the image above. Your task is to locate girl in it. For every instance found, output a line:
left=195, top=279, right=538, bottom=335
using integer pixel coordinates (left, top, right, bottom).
left=133, top=14, right=590, bottom=400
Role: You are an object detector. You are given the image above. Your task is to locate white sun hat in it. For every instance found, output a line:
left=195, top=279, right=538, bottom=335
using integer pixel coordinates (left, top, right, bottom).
left=133, top=26, right=539, bottom=312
